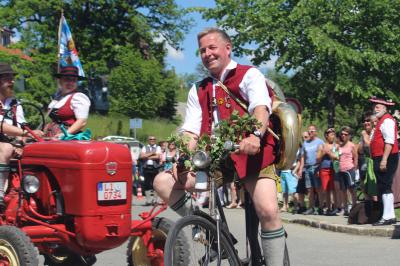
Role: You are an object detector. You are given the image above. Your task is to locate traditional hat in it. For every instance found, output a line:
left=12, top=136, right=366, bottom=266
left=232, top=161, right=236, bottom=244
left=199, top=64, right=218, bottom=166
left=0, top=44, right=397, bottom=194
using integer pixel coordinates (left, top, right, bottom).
left=369, top=96, right=395, bottom=106
left=0, top=63, right=16, bottom=76
left=54, top=66, right=86, bottom=80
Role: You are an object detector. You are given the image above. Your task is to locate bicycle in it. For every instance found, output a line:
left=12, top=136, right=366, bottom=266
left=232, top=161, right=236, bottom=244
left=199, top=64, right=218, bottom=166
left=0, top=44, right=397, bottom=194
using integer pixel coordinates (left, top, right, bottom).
left=164, top=141, right=290, bottom=266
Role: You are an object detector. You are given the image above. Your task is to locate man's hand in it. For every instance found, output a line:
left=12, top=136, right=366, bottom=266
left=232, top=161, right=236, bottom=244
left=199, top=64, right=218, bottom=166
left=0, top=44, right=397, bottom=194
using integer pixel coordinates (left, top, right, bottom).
left=380, top=159, right=387, bottom=172
left=239, top=134, right=260, bottom=155
left=13, top=147, right=23, bottom=158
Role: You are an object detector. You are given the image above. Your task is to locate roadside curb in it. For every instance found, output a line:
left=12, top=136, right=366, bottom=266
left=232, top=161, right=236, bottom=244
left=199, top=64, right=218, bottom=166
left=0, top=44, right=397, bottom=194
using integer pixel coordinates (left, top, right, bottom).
left=281, top=216, right=400, bottom=238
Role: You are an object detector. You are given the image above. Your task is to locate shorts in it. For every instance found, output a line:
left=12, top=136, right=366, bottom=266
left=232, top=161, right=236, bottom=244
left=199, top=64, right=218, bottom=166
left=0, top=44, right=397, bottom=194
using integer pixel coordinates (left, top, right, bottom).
left=280, top=171, right=298, bottom=194
left=319, top=168, right=335, bottom=191
left=296, top=175, right=307, bottom=194
left=336, top=169, right=356, bottom=190
left=304, top=165, right=321, bottom=189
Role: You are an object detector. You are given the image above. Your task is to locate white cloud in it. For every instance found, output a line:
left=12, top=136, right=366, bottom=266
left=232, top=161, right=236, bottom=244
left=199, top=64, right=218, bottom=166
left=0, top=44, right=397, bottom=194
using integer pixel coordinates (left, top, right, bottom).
left=166, top=43, right=185, bottom=60
left=154, top=34, right=184, bottom=61
left=246, top=54, right=278, bottom=70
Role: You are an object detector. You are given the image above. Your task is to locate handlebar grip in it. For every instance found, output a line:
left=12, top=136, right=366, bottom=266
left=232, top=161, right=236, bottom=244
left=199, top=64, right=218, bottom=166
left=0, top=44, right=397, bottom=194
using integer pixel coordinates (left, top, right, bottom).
left=223, top=141, right=240, bottom=151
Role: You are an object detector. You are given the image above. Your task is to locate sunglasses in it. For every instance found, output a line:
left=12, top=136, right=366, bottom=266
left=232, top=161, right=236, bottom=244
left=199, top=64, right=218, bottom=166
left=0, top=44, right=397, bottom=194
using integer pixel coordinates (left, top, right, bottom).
left=148, top=138, right=156, bottom=141
left=308, top=130, right=316, bottom=133
left=341, top=132, right=349, bottom=136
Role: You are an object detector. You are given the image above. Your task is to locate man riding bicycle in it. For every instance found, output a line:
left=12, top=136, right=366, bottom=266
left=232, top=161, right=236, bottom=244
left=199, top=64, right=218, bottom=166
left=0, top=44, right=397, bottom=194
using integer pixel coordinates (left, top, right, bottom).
left=0, top=63, right=43, bottom=208
left=153, top=28, right=286, bottom=266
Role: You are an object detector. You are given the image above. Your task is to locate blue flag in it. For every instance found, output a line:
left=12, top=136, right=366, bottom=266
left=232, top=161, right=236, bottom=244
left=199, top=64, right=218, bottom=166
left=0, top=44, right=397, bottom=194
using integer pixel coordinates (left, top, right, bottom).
left=58, top=15, right=85, bottom=77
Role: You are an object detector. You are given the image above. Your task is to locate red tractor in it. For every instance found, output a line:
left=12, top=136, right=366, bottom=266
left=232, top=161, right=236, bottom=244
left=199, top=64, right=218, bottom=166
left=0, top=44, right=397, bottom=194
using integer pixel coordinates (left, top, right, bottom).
left=0, top=137, right=187, bottom=265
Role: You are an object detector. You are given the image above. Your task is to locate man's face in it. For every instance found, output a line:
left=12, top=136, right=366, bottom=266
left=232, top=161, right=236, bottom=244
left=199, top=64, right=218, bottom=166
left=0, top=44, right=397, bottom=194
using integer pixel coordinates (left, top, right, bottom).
left=60, top=76, right=78, bottom=92
left=308, top=126, right=317, bottom=140
left=373, top=103, right=386, bottom=118
left=148, top=136, right=156, bottom=145
left=0, top=74, right=15, bottom=98
left=198, top=32, right=231, bottom=79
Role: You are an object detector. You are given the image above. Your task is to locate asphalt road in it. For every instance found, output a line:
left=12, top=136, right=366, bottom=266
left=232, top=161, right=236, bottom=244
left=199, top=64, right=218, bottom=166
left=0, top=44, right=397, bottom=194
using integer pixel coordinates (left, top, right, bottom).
left=38, top=201, right=400, bottom=265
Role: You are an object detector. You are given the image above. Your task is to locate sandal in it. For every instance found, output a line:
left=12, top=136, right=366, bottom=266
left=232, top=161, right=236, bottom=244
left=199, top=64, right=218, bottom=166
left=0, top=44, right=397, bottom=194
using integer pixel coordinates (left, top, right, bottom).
left=226, top=203, right=238, bottom=209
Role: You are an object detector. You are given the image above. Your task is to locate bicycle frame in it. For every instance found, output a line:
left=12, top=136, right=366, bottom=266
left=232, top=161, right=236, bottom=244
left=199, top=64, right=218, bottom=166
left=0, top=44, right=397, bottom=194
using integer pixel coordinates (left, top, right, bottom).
left=200, top=176, right=264, bottom=266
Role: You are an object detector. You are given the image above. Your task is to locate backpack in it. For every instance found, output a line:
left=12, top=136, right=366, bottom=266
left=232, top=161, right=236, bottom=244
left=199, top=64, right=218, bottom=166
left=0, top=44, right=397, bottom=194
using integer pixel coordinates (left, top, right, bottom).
left=348, top=201, right=382, bottom=225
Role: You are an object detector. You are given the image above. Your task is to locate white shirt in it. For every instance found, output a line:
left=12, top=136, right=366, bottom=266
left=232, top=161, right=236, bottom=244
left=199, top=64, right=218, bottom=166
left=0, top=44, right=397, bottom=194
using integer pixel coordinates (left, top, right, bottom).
left=181, top=60, right=272, bottom=136
left=380, top=118, right=396, bottom=145
left=0, top=98, right=26, bottom=126
left=141, top=145, right=162, bottom=165
left=48, top=92, right=90, bottom=119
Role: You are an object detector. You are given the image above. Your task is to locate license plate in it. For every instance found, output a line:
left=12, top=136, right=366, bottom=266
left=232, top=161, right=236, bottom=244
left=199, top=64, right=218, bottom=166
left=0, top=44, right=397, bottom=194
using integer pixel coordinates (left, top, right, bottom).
left=97, top=182, right=127, bottom=201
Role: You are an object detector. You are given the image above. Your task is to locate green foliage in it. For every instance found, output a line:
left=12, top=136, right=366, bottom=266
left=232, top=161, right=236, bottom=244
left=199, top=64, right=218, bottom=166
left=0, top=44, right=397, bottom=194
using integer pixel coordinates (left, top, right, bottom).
left=202, top=0, right=400, bottom=126
left=170, top=110, right=260, bottom=170
left=108, top=47, right=178, bottom=118
left=0, top=0, right=193, bottom=120
left=87, top=113, right=180, bottom=141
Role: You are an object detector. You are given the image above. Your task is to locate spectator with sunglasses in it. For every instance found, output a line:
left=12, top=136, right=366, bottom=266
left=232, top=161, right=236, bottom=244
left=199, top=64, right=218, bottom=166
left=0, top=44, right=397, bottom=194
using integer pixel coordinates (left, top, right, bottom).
left=140, top=136, right=162, bottom=205
left=317, top=128, right=338, bottom=215
left=297, top=125, right=324, bottom=215
left=335, top=126, right=358, bottom=216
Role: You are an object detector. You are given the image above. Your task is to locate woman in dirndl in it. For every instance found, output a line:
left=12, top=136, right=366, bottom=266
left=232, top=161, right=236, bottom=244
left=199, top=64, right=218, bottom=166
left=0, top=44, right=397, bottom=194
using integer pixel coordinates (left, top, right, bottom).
left=44, top=66, right=90, bottom=138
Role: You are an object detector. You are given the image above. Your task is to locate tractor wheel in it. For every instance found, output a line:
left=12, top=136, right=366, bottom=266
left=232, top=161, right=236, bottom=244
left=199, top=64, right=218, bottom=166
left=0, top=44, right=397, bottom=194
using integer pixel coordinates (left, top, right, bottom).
left=43, top=251, right=96, bottom=266
left=0, top=225, right=39, bottom=266
left=127, top=217, right=189, bottom=266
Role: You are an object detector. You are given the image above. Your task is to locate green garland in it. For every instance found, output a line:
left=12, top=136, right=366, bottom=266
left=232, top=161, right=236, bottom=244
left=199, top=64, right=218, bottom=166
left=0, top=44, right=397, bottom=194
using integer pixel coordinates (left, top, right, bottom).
left=168, top=110, right=261, bottom=171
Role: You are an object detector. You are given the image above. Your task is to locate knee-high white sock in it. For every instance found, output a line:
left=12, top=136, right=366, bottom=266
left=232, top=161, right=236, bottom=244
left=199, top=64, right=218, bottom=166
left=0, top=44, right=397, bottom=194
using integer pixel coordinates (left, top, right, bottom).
left=260, top=227, right=286, bottom=266
left=0, top=164, right=10, bottom=201
left=170, top=192, right=192, bottom=217
left=382, top=193, right=395, bottom=220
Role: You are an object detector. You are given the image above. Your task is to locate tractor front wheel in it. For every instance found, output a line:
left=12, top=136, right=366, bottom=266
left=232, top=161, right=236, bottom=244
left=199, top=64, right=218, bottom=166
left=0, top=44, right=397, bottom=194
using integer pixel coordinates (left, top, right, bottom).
left=0, top=226, right=39, bottom=266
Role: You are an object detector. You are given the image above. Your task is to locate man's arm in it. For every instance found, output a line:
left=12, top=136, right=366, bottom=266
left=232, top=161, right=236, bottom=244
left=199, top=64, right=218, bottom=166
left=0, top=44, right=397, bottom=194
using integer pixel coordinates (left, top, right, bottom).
left=379, top=118, right=396, bottom=171
left=380, top=143, right=393, bottom=171
left=1, top=123, right=26, bottom=137
left=239, top=105, right=268, bottom=155
left=182, top=131, right=199, bottom=152
left=297, top=155, right=305, bottom=178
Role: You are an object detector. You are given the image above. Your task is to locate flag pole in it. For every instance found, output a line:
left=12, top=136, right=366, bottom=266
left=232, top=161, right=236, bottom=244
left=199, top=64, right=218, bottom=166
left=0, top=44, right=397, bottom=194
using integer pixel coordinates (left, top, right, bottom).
left=57, top=9, right=64, bottom=73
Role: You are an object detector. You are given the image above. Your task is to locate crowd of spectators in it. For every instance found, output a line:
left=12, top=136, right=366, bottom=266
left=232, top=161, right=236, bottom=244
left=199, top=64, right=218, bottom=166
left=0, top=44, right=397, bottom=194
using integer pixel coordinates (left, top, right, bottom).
left=280, top=107, right=398, bottom=225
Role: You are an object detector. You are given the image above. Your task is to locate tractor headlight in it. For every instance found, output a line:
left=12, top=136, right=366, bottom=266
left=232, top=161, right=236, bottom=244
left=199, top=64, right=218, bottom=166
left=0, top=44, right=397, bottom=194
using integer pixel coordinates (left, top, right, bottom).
left=192, top=150, right=211, bottom=169
left=23, top=175, right=40, bottom=194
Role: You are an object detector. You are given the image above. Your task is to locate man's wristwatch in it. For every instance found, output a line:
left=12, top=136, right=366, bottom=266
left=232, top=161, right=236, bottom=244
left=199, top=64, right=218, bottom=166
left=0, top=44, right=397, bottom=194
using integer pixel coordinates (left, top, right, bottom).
left=252, top=130, right=263, bottom=140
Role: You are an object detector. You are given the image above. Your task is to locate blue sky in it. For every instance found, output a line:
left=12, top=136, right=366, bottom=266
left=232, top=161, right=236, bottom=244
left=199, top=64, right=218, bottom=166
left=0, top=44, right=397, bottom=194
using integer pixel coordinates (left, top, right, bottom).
left=165, top=0, right=277, bottom=75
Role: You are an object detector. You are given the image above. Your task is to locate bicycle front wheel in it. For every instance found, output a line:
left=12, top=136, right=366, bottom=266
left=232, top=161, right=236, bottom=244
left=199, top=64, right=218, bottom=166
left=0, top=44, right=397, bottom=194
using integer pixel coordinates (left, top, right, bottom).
left=164, top=215, right=241, bottom=266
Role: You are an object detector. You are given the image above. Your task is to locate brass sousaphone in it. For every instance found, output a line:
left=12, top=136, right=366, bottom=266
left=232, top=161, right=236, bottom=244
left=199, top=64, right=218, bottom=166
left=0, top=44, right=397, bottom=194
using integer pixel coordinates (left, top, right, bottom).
left=266, top=78, right=302, bottom=170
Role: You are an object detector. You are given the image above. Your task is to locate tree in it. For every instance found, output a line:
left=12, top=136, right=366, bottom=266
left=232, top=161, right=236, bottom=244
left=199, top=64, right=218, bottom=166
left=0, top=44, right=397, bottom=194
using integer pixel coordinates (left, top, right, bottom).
left=108, top=47, right=176, bottom=118
left=0, top=1, right=192, bottom=119
left=202, top=0, right=400, bottom=126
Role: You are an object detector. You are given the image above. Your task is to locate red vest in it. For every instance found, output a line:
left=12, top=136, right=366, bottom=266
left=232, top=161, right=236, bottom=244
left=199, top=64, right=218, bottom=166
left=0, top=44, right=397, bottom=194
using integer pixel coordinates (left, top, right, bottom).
left=49, top=93, right=77, bottom=126
left=370, top=113, right=399, bottom=157
left=196, top=64, right=276, bottom=179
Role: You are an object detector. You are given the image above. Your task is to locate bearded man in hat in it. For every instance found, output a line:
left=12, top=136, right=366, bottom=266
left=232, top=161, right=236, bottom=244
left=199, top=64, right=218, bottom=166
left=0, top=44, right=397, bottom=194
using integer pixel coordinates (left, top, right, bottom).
left=369, top=97, right=399, bottom=225
left=44, top=65, right=90, bottom=138
left=0, top=62, right=44, bottom=208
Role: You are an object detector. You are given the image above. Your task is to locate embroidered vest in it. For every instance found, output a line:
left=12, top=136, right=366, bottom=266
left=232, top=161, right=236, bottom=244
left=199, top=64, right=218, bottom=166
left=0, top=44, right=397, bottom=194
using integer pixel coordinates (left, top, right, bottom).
left=196, top=64, right=276, bottom=179
left=370, top=113, right=399, bottom=157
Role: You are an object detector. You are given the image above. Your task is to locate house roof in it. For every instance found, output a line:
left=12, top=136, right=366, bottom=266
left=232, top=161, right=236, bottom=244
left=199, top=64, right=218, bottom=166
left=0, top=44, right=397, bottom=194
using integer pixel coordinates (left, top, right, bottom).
left=0, top=45, right=33, bottom=61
